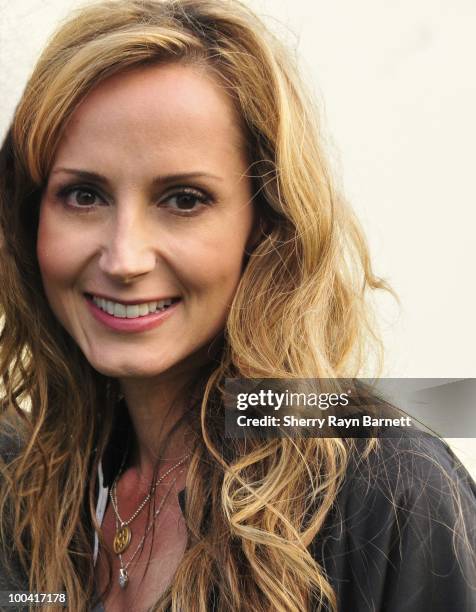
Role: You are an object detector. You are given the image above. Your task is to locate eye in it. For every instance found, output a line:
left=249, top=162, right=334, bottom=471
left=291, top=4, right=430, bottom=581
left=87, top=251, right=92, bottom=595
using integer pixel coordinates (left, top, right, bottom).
left=57, top=185, right=104, bottom=208
left=161, top=188, right=211, bottom=215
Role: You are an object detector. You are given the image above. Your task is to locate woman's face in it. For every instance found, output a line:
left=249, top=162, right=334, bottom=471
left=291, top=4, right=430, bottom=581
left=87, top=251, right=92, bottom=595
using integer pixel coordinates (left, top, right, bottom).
left=37, top=63, right=255, bottom=380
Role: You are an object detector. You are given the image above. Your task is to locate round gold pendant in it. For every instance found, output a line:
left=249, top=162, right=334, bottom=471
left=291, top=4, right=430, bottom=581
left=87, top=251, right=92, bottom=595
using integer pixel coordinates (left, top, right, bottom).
left=113, top=526, right=131, bottom=554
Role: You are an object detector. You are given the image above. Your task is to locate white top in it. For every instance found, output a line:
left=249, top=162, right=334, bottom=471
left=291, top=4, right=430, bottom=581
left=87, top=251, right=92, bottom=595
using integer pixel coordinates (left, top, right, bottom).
left=93, top=460, right=109, bottom=566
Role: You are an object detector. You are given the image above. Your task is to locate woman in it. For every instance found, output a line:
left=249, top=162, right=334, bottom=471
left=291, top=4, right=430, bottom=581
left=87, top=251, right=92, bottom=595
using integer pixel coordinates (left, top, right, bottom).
left=0, top=1, right=474, bottom=610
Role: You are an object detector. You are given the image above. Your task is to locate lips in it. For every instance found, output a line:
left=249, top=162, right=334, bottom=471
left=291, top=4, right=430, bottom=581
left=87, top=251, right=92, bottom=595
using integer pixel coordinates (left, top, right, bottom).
left=85, top=294, right=180, bottom=319
left=84, top=293, right=181, bottom=333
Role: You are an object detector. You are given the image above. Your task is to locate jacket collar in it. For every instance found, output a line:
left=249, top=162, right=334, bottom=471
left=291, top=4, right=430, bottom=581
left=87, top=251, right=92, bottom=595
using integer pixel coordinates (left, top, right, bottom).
left=101, top=398, right=131, bottom=488
left=100, top=399, right=186, bottom=512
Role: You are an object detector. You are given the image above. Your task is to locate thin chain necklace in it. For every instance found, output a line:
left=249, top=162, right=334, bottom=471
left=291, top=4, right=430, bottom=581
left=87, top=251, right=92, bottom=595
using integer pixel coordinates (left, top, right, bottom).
left=110, top=453, right=190, bottom=556
left=115, top=470, right=183, bottom=589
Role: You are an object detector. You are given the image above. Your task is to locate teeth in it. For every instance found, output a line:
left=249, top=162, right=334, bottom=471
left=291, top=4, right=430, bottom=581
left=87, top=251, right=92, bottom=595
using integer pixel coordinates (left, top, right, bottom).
left=158, top=298, right=172, bottom=309
left=139, top=303, right=149, bottom=316
left=91, top=295, right=176, bottom=319
left=114, top=303, right=127, bottom=318
left=126, top=305, right=140, bottom=318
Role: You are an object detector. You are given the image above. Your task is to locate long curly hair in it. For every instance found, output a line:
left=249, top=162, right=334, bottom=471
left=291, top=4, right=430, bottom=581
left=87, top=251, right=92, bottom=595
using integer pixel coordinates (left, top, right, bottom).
left=0, top=1, right=389, bottom=609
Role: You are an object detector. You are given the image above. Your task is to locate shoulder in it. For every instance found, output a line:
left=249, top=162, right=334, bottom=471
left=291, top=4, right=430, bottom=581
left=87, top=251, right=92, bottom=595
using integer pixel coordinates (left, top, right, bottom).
left=345, top=433, right=475, bottom=513
left=0, top=411, right=27, bottom=461
left=313, top=433, right=476, bottom=612
left=0, top=412, right=29, bottom=594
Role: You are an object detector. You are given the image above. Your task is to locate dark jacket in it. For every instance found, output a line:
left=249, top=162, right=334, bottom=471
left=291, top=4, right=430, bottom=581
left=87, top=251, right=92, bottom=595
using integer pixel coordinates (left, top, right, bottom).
left=1, top=411, right=475, bottom=611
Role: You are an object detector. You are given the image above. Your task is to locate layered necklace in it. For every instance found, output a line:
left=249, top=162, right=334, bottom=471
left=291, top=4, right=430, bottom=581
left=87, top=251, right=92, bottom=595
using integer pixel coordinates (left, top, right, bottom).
left=109, top=453, right=190, bottom=589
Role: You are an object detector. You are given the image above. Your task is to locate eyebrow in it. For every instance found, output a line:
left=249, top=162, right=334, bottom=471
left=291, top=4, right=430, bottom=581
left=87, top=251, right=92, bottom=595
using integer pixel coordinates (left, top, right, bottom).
left=50, top=168, right=223, bottom=186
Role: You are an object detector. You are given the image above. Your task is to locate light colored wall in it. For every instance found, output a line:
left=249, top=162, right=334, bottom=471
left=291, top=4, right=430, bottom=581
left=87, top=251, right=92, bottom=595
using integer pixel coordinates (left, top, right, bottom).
left=0, top=0, right=474, bottom=475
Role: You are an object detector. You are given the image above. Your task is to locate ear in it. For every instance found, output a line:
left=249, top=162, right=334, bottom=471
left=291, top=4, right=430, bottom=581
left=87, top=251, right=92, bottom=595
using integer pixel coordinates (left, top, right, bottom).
left=246, top=214, right=272, bottom=253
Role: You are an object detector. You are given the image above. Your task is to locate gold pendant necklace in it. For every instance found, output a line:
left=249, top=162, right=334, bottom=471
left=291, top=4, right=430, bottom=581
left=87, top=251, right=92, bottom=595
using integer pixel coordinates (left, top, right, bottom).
left=113, top=525, right=131, bottom=554
left=109, top=453, right=191, bottom=588
left=110, top=453, right=190, bottom=556
left=115, top=471, right=182, bottom=589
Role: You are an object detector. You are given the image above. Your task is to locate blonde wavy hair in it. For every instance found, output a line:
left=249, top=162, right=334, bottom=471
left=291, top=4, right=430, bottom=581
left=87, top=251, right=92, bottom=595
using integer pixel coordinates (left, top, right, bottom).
left=0, top=1, right=389, bottom=610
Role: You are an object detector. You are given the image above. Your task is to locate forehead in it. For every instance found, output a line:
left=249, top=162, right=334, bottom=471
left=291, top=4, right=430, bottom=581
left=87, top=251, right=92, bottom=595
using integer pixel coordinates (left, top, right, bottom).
left=53, top=62, right=247, bottom=174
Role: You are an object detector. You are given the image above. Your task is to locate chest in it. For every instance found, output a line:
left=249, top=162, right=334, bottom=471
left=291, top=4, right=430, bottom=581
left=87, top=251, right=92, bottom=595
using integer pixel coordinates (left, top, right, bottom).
left=95, top=498, right=188, bottom=612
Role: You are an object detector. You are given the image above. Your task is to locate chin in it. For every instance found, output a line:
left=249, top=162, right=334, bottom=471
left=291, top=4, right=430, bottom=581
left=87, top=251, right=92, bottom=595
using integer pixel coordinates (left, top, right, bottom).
left=82, top=339, right=216, bottom=382
left=86, top=354, right=177, bottom=380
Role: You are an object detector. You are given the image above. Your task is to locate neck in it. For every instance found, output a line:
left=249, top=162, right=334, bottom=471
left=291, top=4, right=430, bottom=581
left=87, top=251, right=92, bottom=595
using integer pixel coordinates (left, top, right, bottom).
left=119, top=374, right=197, bottom=482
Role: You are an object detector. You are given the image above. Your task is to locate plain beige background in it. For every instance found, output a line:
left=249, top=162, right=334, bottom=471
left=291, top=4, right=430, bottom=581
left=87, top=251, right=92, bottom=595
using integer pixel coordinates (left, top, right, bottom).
left=0, top=0, right=474, bottom=476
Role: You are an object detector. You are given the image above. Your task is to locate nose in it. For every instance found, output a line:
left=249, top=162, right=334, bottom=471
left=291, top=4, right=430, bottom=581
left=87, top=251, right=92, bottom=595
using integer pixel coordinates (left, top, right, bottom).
left=98, top=206, right=157, bottom=283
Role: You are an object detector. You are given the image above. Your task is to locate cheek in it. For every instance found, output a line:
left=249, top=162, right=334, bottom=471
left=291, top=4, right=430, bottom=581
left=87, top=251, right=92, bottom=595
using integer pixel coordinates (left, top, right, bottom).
left=37, top=209, right=62, bottom=289
left=172, top=218, right=253, bottom=302
left=36, top=206, right=82, bottom=295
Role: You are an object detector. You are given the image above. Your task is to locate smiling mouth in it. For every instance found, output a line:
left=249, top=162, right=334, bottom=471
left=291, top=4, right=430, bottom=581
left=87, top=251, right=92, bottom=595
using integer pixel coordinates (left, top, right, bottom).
left=85, top=294, right=181, bottom=319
